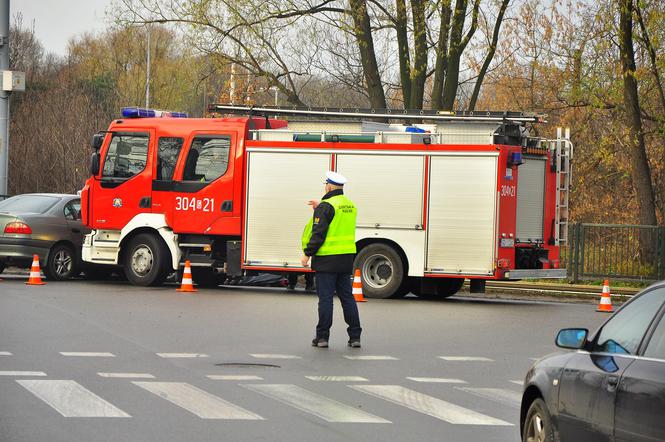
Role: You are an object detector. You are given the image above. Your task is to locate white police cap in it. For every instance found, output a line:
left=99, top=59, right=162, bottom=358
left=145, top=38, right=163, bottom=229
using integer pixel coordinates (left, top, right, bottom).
left=326, top=171, right=347, bottom=185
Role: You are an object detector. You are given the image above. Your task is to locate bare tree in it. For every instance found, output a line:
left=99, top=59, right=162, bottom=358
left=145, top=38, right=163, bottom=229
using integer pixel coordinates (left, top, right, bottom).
left=468, top=0, right=510, bottom=111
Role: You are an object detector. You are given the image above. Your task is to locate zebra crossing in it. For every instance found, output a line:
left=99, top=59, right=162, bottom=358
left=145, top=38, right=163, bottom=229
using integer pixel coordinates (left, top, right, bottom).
left=2, top=373, right=521, bottom=425
left=1, top=349, right=526, bottom=426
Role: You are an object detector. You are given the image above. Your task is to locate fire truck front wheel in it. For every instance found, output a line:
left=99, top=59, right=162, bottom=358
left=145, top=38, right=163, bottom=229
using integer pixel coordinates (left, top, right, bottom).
left=354, top=243, right=406, bottom=299
left=123, top=233, right=171, bottom=286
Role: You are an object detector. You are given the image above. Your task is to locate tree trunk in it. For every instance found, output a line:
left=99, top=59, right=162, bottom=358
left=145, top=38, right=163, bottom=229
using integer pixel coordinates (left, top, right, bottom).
left=635, top=4, right=665, bottom=114
left=395, top=0, right=411, bottom=107
left=440, top=0, right=479, bottom=110
left=349, top=0, right=387, bottom=108
left=408, top=0, right=427, bottom=109
left=468, top=0, right=510, bottom=111
left=618, top=0, right=658, bottom=256
left=431, top=0, right=452, bottom=110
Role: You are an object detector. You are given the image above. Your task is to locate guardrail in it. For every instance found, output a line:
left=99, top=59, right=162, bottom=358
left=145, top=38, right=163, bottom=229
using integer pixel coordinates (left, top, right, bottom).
left=564, top=223, right=665, bottom=283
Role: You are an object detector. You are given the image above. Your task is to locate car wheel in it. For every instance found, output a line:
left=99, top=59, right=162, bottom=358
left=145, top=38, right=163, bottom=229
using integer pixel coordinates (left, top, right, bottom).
left=123, top=233, right=171, bottom=286
left=44, top=243, right=79, bottom=280
left=523, top=398, right=559, bottom=442
left=353, top=243, right=405, bottom=299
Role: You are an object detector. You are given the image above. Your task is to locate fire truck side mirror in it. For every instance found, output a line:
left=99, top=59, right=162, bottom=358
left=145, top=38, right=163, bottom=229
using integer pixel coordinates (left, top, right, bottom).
left=91, top=133, right=105, bottom=150
left=89, top=151, right=100, bottom=176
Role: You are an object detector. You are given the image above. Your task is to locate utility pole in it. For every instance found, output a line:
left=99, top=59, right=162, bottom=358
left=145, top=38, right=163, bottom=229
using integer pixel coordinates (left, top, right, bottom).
left=0, top=0, right=9, bottom=195
left=145, top=25, right=150, bottom=108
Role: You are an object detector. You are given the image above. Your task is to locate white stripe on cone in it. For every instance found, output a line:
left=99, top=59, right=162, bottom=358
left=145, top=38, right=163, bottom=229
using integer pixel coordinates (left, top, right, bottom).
left=599, top=296, right=611, bottom=305
left=29, top=271, right=41, bottom=278
left=352, top=288, right=363, bottom=294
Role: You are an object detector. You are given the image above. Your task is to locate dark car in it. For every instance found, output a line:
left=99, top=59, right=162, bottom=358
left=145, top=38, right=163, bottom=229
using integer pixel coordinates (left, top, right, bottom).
left=520, top=281, right=665, bottom=441
left=0, top=193, right=89, bottom=280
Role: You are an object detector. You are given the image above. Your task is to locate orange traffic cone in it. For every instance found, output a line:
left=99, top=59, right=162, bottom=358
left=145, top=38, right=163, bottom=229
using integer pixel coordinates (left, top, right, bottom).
left=25, top=255, right=46, bottom=285
left=596, top=279, right=613, bottom=313
left=352, top=269, right=366, bottom=302
left=176, top=260, right=197, bottom=292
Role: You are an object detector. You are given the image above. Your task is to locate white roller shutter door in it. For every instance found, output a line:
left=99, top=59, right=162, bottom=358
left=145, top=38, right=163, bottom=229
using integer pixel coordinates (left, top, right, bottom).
left=516, top=157, right=546, bottom=243
left=426, top=155, right=498, bottom=275
left=336, top=154, right=424, bottom=228
left=245, top=151, right=330, bottom=267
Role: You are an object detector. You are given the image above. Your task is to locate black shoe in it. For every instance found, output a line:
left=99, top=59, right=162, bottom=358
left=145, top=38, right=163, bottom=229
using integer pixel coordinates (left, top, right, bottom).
left=287, top=284, right=296, bottom=290
left=312, top=338, right=329, bottom=348
left=305, top=284, right=316, bottom=292
left=348, top=338, right=361, bottom=348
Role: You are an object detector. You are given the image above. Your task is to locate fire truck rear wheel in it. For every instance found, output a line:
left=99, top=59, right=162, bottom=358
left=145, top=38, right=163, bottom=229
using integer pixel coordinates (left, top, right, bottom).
left=124, top=233, right=171, bottom=286
left=412, top=277, right=464, bottom=299
left=353, top=243, right=405, bottom=299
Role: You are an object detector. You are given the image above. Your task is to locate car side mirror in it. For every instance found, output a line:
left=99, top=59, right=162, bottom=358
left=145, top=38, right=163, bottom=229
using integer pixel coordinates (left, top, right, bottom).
left=91, top=133, right=105, bottom=150
left=89, top=151, right=100, bottom=176
left=556, top=328, right=588, bottom=349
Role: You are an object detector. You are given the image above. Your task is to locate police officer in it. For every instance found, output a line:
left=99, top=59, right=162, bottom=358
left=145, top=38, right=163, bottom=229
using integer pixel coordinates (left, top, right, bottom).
left=301, top=171, right=362, bottom=348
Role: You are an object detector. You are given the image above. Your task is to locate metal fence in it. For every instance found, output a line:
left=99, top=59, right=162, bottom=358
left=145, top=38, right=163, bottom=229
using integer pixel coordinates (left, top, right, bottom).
left=564, top=224, right=665, bottom=283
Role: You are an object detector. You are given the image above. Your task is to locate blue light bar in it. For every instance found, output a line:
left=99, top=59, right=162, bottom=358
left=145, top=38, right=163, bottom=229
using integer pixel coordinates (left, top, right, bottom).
left=121, top=107, right=188, bottom=118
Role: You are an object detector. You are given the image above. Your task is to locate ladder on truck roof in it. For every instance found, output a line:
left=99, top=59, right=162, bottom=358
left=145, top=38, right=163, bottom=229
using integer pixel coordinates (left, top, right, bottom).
left=207, top=104, right=545, bottom=124
left=208, top=104, right=545, bottom=145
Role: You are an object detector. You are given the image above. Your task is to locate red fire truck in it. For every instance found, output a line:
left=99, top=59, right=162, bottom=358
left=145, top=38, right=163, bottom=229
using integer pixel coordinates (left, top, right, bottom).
left=80, top=105, right=572, bottom=298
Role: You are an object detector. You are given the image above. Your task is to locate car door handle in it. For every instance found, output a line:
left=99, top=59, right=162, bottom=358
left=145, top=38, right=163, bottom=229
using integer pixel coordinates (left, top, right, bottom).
left=607, top=375, right=619, bottom=391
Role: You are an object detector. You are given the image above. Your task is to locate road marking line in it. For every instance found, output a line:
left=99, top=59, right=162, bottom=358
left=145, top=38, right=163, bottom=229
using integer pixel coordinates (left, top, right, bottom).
left=456, top=387, right=522, bottom=408
left=207, top=375, right=264, bottom=381
left=156, top=353, right=209, bottom=358
left=343, top=355, right=399, bottom=360
left=439, top=356, right=494, bottom=362
left=133, top=381, right=262, bottom=420
left=242, top=384, right=390, bottom=423
left=0, top=371, right=47, bottom=376
left=305, top=376, right=368, bottom=382
left=97, top=373, right=155, bottom=379
left=250, top=354, right=301, bottom=359
left=60, top=352, right=115, bottom=357
left=17, top=380, right=130, bottom=417
left=351, top=385, right=512, bottom=426
left=0, top=351, right=12, bottom=356
left=406, top=377, right=466, bottom=384
left=509, top=380, right=524, bottom=386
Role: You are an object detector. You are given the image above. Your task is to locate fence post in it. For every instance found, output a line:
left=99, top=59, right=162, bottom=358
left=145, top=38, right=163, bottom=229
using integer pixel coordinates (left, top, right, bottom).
left=659, top=226, right=665, bottom=280
left=572, top=223, right=581, bottom=283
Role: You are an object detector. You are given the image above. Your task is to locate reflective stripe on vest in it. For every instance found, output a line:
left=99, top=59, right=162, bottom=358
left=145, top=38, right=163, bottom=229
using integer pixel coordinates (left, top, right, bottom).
left=301, top=194, right=357, bottom=256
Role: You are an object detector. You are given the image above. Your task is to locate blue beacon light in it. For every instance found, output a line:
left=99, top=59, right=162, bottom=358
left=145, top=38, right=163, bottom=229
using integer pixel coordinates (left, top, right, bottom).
left=121, top=107, right=188, bottom=118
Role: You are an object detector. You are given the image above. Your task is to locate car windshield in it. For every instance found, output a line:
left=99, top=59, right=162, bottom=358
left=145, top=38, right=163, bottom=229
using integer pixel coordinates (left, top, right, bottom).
left=0, top=195, right=60, bottom=214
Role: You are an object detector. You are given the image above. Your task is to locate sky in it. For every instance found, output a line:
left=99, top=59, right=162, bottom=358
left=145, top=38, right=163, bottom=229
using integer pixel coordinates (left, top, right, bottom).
left=14, top=0, right=112, bottom=56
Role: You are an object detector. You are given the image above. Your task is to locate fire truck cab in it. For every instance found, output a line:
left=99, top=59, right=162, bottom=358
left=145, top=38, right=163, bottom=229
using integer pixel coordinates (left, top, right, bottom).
left=81, top=105, right=572, bottom=298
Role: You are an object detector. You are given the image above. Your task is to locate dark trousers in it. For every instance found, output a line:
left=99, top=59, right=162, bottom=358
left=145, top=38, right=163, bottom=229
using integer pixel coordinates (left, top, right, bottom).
left=315, top=272, right=362, bottom=340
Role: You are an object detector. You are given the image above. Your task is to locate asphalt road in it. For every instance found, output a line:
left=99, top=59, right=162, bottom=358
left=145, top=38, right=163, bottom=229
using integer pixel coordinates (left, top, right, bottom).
left=0, top=277, right=609, bottom=442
